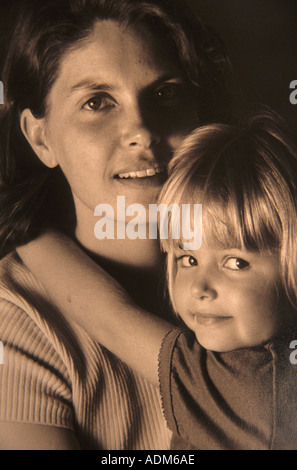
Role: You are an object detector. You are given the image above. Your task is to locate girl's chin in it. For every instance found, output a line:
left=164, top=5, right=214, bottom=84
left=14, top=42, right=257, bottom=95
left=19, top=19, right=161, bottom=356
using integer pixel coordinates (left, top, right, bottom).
left=194, top=333, right=241, bottom=353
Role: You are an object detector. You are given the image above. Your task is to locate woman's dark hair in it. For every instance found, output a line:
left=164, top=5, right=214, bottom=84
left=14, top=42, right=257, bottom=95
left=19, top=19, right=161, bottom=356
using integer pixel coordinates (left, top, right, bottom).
left=0, top=0, right=233, bottom=256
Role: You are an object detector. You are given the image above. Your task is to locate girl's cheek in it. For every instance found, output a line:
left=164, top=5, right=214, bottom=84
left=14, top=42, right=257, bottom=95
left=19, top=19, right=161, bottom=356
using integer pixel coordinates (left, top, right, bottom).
left=173, top=274, right=191, bottom=311
left=172, top=276, right=184, bottom=307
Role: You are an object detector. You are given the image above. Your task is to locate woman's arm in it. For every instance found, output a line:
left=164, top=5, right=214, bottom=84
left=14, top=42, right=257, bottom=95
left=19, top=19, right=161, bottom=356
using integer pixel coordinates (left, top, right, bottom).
left=17, top=233, right=173, bottom=386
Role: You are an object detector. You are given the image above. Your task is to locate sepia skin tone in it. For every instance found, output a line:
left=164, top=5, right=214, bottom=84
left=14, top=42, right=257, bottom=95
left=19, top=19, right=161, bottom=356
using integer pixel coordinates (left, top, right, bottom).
left=0, top=20, right=199, bottom=450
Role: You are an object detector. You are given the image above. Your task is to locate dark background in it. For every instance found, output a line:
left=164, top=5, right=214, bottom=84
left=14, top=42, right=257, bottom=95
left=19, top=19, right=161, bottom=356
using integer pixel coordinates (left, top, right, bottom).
left=0, top=0, right=296, bottom=129
left=189, top=0, right=297, bottom=130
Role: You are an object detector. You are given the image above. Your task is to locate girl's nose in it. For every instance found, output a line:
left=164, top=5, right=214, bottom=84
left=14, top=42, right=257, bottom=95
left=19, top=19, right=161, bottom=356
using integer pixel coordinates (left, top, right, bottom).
left=190, top=276, right=218, bottom=301
left=120, top=104, right=160, bottom=150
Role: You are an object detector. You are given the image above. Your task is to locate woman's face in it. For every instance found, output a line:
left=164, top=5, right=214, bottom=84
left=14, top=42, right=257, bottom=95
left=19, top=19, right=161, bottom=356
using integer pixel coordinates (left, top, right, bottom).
left=39, top=20, right=199, bottom=225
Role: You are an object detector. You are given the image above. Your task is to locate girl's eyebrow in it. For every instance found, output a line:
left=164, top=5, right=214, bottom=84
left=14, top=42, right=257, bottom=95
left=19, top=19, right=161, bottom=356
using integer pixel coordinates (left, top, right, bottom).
left=220, top=246, right=249, bottom=253
left=172, top=241, right=186, bottom=253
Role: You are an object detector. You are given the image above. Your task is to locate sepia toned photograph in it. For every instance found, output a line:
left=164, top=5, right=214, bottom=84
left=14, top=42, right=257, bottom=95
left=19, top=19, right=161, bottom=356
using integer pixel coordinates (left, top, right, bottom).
left=0, top=0, right=297, bottom=453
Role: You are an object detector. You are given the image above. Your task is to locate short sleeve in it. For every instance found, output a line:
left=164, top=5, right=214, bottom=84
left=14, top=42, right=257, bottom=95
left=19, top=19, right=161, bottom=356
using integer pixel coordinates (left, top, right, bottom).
left=0, top=298, right=75, bottom=430
left=158, top=329, right=276, bottom=450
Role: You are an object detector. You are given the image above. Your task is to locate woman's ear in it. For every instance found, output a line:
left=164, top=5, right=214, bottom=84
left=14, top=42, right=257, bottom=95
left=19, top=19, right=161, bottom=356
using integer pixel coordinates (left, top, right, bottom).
left=20, top=109, right=58, bottom=168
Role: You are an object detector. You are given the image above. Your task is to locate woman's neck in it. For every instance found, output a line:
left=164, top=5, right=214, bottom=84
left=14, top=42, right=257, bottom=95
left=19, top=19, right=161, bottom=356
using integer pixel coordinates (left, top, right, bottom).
left=76, top=225, right=162, bottom=269
left=74, top=211, right=171, bottom=318
left=74, top=237, right=169, bottom=319
left=75, top=205, right=162, bottom=270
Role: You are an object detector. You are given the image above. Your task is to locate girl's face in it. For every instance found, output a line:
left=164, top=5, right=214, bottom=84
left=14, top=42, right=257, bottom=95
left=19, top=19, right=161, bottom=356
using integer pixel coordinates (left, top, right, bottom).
left=37, top=20, right=198, bottom=227
left=172, top=219, right=285, bottom=352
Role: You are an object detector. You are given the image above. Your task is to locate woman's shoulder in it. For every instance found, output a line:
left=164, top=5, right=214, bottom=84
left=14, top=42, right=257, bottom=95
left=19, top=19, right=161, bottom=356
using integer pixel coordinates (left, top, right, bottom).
left=0, top=250, right=90, bottom=374
left=0, top=251, right=25, bottom=285
left=0, top=251, right=64, bottom=343
left=0, top=251, right=75, bottom=370
left=0, top=251, right=37, bottom=325
left=0, top=251, right=40, bottom=303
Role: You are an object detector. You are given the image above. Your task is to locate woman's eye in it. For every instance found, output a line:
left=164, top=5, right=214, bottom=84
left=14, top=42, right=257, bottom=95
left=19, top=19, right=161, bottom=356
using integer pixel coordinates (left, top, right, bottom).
left=154, top=84, right=183, bottom=105
left=177, top=255, right=198, bottom=268
left=83, top=94, right=115, bottom=112
left=223, top=257, right=250, bottom=271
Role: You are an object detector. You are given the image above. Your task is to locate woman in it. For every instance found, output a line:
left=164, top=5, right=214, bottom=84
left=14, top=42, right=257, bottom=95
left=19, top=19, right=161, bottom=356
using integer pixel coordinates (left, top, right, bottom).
left=0, top=0, right=232, bottom=449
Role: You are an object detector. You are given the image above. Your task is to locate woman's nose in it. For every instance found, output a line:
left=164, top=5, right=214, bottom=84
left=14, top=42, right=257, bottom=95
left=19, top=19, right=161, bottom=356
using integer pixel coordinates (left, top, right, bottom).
left=120, top=104, right=160, bottom=150
left=190, top=275, right=218, bottom=301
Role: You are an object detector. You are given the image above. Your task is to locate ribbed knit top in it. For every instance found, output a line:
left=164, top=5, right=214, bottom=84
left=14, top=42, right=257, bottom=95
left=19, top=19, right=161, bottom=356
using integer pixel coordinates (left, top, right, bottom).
left=0, top=252, right=171, bottom=450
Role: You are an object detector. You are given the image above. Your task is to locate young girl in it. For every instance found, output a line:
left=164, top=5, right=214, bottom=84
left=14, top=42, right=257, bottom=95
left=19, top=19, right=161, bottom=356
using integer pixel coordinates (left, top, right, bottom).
left=16, top=111, right=297, bottom=450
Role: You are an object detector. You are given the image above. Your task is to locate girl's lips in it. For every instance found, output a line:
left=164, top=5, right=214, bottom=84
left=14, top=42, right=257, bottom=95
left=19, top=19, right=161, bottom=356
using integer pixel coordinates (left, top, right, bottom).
left=194, top=313, right=233, bottom=326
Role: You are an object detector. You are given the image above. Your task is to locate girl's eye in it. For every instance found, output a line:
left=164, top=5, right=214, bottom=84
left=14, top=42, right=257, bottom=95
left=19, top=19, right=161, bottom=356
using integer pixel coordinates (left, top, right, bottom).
left=223, top=257, right=250, bottom=271
left=83, top=94, right=115, bottom=112
left=177, top=255, right=198, bottom=268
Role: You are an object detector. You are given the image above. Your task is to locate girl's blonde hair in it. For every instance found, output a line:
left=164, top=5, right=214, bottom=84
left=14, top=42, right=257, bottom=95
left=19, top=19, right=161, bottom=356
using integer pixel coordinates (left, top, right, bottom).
left=159, top=109, right=297, bottom=311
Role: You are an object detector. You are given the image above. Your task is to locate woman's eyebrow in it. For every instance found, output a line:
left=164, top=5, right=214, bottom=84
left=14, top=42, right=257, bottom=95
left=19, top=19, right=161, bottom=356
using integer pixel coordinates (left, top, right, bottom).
left=69, top=74, right=185, bottom=93
left=152, top=74, right=185, bottom=86
left=68, top=80, right=114, bottom=95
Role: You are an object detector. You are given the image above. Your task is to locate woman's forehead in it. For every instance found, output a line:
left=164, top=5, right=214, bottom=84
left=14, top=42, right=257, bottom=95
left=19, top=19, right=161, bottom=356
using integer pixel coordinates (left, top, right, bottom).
left=46, top=19, right=183, bottom=106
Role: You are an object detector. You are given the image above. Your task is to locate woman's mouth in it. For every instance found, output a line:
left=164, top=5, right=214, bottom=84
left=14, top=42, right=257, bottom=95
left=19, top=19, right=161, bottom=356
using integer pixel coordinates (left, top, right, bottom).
left=115, top=164, right=166, bottom=179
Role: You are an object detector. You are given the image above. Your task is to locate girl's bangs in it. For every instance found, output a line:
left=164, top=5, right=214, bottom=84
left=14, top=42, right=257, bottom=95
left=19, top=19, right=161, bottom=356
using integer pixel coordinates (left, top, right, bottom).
left=159, top=171, right=282, bottom=255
